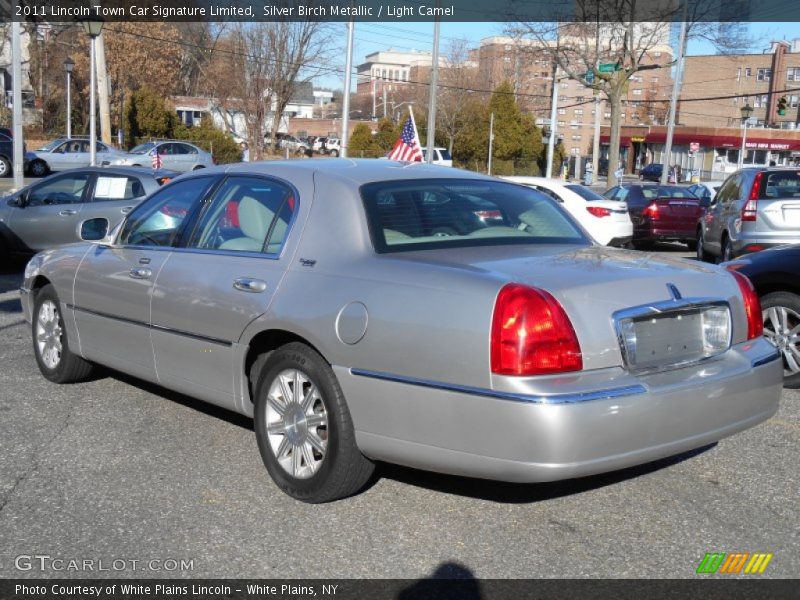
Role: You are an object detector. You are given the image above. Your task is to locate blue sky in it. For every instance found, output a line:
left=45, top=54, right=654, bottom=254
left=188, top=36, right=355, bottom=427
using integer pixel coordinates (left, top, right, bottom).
left=317, top=22, right=800, bottom=89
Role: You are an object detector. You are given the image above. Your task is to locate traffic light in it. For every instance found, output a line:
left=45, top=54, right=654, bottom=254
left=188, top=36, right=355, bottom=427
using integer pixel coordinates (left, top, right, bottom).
left=777, top=96, right=788, bottom=116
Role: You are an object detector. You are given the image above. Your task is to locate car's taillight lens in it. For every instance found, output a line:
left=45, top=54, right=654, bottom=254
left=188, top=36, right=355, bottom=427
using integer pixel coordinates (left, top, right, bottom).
left=642, top=202, right=659, bottom=218
left=741, top=171, right=764, bottom=222
left=491, top=283, right=583, bottom=376
left=730, top=271, right=763, bottom=340
left=586, top=206, right=611, bottom=218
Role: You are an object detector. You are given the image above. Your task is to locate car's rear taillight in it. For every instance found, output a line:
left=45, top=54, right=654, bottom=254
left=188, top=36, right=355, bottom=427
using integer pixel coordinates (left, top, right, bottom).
left=730, top=270, right=763, bottom=340
left=642, top=202, right=659, bottom=218
left=586, top=206, right=611, bottom=218
left=491, top=283, right=583, bottom=376
left=741, top=171, right=764, bottom=222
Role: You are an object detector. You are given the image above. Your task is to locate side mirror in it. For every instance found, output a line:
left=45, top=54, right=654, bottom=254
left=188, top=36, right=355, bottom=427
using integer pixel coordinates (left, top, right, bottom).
left=79, top=217, right=109, bottom=242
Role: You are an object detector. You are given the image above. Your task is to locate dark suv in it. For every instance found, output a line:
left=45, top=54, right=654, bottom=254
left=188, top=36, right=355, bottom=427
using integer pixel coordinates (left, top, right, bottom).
left=639, top=163, right=663, bottom=182
left=696, top=168, right=800, bottom=262
left=0, top=131, right=13, bottom=177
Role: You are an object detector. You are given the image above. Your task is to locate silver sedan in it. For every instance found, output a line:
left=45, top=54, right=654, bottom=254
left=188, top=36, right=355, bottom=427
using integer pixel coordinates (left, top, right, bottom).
left=21, top=160, right=782, bottom=502
left=108, top=141, right=214, bottom=172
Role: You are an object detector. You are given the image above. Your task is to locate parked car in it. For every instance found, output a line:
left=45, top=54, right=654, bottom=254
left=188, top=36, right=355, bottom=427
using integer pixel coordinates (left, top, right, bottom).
left=503, top=176, right=633, bottom=247
left=312, top=137, right=328, bottom=154
left=604, top=183, right=704, bottom=249
left=0, top=130, right=20, bottom=178
left=687, top=181, right=723, bottom=206
left=421, top=147, right=453, bottom=167
left=21, top=159, right=781, bottom=503
left=109, top=141, right=214, bottom=172
left=25, top=138, right=125, bottom=177
left=696, top=167, right=800, bottom=263
left=0, top=166, right=176, bottom=256
left=724, top=245, right=800, bottom=388
left=639, top=163, right=664, bottom=182
left=323, top=137, right=341, bottom=157
left=265, top=133, right=310, bottom=155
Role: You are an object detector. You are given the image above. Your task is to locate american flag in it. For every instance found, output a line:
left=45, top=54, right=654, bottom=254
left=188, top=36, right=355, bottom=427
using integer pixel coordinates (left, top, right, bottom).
left=151, top=147, right=162, bottom=169
left=387, top=116, right=423, bottom=162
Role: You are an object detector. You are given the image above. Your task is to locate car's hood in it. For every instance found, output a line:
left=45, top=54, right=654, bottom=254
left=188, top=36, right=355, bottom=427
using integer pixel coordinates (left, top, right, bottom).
left=392, top=244, right=745, bottom=369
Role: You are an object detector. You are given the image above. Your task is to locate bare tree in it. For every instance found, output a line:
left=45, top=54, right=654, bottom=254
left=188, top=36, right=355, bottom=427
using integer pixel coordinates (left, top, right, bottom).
left=508, top=0, right=754, bottom=185
left=436, top=39, right=481, bottom=155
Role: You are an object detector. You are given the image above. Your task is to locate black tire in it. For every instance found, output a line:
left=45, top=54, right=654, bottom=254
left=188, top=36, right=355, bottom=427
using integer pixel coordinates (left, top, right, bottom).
left=328, top=149, right=339, bottom=157
left=696, top=227, right=711, bottom=262
left=0, top=155, right=10, bottom=178
left=721, top=235, right=734, bottom=262
left=32, top=284, right=94, bottom=383
left=29, top=159, right=48, bottom=177
left=761, top=291, right=800, bottom=389
left=685, top=239, right=697, bottom=251
left=252, top=342, right=374, bottom=502
left=632, top=239, right=654, bottom=250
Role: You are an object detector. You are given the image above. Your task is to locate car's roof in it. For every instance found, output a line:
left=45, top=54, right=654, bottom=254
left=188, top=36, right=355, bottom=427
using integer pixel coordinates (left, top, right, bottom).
left=501, top=176, right=573, bottom=189
left=196, top=158, right=492, bottom=187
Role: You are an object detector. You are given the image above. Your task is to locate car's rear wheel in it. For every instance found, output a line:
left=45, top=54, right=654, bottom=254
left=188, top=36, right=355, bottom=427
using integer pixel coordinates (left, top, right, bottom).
left=252, top=342, right=374, bottom=502
left=761, top=291, right=800, bottom=388
left=32, top=284, right=95, bottom=383
left=721, top=235, right=734, bottom=262
left=685, top=239, right=697, bottom=251
left=29, top=159, right=48, bottom=177
left=632, top=239, right=654, bottom=250
left=696, top=227, right=711, bottom=262
left=328, top=149, right=339, bottom=157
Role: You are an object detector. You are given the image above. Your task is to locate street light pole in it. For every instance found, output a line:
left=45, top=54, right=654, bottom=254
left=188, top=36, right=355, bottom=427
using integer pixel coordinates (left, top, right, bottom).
left=11, top=18, right=24, bottom=191
left=546, top=65, right=559, bottom=178
left=426, top=18, right=441, bottom=164
left=738, top=103, right=754, bottom=170
left=340, top=20, right=355, bottom=158
left=81, top=15, right=103, bottom=166
left=64, top=57, right=74, bottom=139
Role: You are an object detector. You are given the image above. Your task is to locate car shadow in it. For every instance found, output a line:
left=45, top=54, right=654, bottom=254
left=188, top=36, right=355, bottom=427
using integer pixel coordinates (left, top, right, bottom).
left=376, top=444, right=716, bottom=504
left=0, top=297, right=21, bottom=313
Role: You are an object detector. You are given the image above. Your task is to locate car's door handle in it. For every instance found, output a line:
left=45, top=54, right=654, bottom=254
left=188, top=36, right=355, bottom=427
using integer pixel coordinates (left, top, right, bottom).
left=121, top=206, right=134, bottom=214
left=59, top=209, right=77, bottom=216
left=129, top=267, right=152, bottom=280
left=233, top=277, right=267, bottom=293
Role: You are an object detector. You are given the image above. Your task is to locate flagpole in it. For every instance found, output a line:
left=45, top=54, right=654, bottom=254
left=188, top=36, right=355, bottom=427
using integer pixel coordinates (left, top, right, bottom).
left=408, top=106, right=421, bottom=146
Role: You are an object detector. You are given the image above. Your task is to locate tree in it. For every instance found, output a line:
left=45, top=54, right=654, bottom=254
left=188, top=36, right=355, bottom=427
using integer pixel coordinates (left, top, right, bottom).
left=123, top=87, right=177, bottom=147
left=508, top=1, right=754, bottom=185
left=348, top=123, right=380, bottom=158
left=485, top=82, right=544, bottom=175
left=436, top=39, right=482, bottom=155
left=175, top=119, right=242, bottom=164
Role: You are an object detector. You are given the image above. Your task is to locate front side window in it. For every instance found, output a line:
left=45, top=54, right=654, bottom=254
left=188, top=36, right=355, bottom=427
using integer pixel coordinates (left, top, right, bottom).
left=27, top=174, right=90, bottom=206
left=129, top=142, right=156, bottom=155
left=119, top=176, right=214, bottom=247
left=187, top=176, right=296, bottom=254
left=361, top=179, right=587, bottom=253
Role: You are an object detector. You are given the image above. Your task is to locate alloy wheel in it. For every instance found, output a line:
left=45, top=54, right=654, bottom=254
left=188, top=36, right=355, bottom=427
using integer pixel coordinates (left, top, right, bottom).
left=763, top=305, right=800, bottom=377
left=36, top=300, right=63, bottom=369
left=264, top=369, right=328, bottom=479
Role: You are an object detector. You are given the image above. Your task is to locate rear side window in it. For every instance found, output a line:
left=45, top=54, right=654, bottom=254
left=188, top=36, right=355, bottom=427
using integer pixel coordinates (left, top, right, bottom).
left=565, top=184, right=606, bottom=202
left=764, top=171, right=800, bottom=198
left=361, top=178, right=587, bottom=253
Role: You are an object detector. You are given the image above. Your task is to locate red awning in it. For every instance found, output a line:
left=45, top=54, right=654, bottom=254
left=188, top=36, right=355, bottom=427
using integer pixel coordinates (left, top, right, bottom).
left=600, top=135, right=632, bottom=145
left=643, top=132, right=800, bottom=152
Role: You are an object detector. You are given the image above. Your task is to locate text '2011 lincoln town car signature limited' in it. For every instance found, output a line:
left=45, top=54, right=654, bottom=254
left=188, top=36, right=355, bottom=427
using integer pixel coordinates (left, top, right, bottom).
left=21, top=160, right=782, bottom=502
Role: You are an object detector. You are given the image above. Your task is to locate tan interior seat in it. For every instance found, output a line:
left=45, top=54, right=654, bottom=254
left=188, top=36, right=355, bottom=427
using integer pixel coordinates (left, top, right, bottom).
left=219, top=195, right=274, bottom=251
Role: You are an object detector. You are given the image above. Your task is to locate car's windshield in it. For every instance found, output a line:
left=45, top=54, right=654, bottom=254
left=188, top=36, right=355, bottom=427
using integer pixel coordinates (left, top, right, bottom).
left=130, top=142, right=156, bottom=155
left=641, top=186, right=697, bottom=199
left=361, top=178, right=588, bottom=253
left=37, top=139, right=66, bottom=151
left=565, top=184, right=607, bottom=202
left=764, top=171, right=800, bottom=198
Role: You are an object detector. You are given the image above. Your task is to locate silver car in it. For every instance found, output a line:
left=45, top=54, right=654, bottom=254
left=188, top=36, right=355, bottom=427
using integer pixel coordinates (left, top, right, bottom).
left=26, top=138, right=125, bottom=177
left=21, top=160, right=782, bottom=503
left=697, top=167, right=800, bottom=262
left=109, top=141, right=214, bottom=172
left=0, top=167, right=174, bottom=256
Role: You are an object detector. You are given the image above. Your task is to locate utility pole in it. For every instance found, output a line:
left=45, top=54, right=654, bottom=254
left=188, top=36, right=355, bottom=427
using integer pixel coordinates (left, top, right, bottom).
left=96, top=32, right=112, bottom=145
left=340, top=20, right=355, bottom=158
left=546, top=64, right=559, bottom=178
left=11, top=17, right=24, bottom=191
left=591, top=10, right=601, bottom=180
left=426, top=15, right=441, bottom=164
left=488, top=112, right=494, bottom=175
left=660, top=2, right=689, bottom=185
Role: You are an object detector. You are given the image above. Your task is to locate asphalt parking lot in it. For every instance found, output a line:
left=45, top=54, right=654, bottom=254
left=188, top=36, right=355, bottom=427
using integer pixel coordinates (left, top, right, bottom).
left=0, top=246, right=797, bottom=580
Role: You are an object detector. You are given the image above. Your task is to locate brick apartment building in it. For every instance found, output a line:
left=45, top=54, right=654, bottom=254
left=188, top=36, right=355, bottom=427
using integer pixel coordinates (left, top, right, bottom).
left=355, top=49, right=432, bottom=118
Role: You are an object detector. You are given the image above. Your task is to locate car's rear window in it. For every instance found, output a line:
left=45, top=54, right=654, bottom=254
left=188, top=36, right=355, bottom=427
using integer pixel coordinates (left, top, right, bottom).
left=565, top=184, right=606, bottom=201
left=361, top=179, right=588, bottom=253
left=764, top=171, right=800, bottom=198
left=641, top=186, right=697, bottom=199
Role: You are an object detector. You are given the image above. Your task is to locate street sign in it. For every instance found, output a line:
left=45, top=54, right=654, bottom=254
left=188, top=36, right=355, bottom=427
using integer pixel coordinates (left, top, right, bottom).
left=690, top=142, right=700, bottom=152
left=598, top=63, right=620, bottom=73
left=585, top=70, right=595, bottom=84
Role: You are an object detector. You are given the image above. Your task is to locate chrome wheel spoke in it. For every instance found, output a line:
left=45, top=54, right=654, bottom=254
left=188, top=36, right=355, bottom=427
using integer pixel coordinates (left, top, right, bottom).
left=301, top=443, right=316, bottom=473
left=267, top=419, right=286, bottom=435
left=301, top=384, right=317, bottom=412
left=275, top=436, right=291, bottom=460
left=306, top=413, right=326, bottom=428
left=307, top=431, right=326, bottom=454
left=768, top=308, right=782, bottom=334
left=292, top=444, right=303, bottom=476
left=267, top=394, right=287, bottom=417
left=786, top=346, right=800, bottom=373
left=279, top=375, right=295, bottom=405
left=780, top=307, right=790, bottom=333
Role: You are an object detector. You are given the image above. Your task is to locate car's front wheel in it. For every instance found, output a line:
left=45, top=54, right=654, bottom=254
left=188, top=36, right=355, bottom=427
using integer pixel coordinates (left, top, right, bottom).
left=32, top=284, right=95, bottom=383
left=0, top=156, right=11, bottom=178
left=328, top=149, right=339, bottom=157
left=721, top=235, right=734, bottom=262
left=252, top=342, right=374, bottom=502
left=29, top=159, right=48, bottom=177
left=762, top=291, right=800, bottom=388
left=696, top=227, right=710, bottom=262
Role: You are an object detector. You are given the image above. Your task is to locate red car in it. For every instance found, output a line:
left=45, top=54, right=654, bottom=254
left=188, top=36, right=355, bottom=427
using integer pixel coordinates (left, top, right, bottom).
left=603, top=183, right=705, bottom=249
